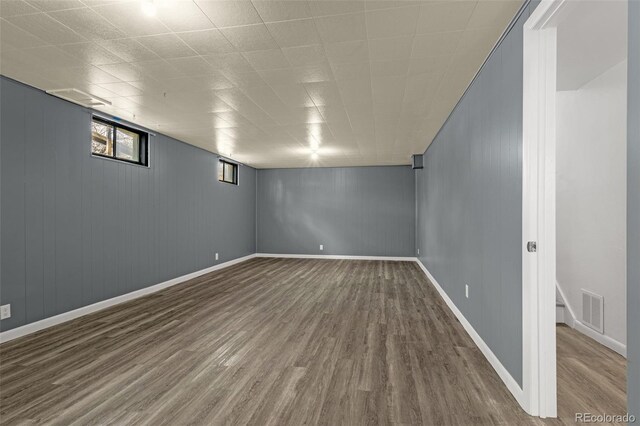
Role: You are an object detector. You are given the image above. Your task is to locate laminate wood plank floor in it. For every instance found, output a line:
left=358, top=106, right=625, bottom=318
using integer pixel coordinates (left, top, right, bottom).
left=0, top=258, right=627, bottom=425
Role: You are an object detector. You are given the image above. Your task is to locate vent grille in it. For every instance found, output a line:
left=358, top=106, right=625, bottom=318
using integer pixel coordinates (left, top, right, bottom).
left=45, top=88, right=111, bottom=108
left=581, top=289, right=604, bottom=333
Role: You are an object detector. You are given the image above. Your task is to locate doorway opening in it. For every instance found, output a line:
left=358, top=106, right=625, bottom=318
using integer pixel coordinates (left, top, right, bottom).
left=523, top=0, right=628, bottom=419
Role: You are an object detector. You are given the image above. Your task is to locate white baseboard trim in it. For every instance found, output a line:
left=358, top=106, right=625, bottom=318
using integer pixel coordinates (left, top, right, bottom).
left=572, top=320, right=627, bottom=357
left=414, top=259, right=527, bottom=411
left=0, top=254, right=257, bottom=344
left=255, top=253, right=416, bottom=261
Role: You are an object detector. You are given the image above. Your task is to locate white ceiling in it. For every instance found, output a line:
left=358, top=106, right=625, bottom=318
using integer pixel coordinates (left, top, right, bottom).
left=0, top=0, right=522, bottom=168
left=557, top=0, right=627, bottom=91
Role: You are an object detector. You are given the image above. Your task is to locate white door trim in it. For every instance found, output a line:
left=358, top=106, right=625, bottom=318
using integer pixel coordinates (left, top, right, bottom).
left=522, top=0, right=574, bottom=418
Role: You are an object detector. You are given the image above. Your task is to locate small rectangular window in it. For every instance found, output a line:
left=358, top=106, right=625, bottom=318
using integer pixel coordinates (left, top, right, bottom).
left=91, top=117, right=148, bottom=166
left=218, top=159, right=238, bottom=185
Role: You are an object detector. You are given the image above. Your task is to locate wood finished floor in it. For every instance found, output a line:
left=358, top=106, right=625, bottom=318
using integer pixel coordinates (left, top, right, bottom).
left=0, top=258, right=627, bottom=425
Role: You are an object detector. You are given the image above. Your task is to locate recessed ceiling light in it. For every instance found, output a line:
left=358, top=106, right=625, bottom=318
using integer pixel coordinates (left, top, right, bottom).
left=311, top=152, right=319, bottom=161
left=141, top=0, right=157, bottom=17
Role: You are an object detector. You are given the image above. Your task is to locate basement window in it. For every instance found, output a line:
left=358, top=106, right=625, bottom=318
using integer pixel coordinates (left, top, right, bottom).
left=218, top=159, right=238, bottom=185
left=91, top=117, right=148, bottom=166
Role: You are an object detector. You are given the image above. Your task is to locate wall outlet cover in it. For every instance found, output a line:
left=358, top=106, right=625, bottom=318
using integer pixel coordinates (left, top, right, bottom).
left=465, top=285, right=469, bottom=299
left=0, top=304, right=11, bottom=320
left=320, top=245, right=323, bottom=251
left=215, top=253, right=219, bottom=261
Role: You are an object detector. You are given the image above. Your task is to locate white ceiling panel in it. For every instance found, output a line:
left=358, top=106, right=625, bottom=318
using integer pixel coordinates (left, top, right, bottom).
left=0, top=0, right=523, bottom=168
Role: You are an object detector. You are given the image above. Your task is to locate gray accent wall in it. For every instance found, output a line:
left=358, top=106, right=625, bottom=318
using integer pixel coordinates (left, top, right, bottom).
left=415, top=3, right=535, bottom=386
left=628, top=0, right=639, bottom=417
left=257, top=166, right=415, bottom=257
left=0, top=77, right=256, bottom=332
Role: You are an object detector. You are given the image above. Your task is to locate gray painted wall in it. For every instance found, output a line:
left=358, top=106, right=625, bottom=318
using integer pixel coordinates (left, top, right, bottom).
left=628, top=0, right=639, bottom=417
left=415, top=4, right=535, bottom=386
left=257, top=166, right=415, bottom=257
left=0, top=77, right=256, bottom=332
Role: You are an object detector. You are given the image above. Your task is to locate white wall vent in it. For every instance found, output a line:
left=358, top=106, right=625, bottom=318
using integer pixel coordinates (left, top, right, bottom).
left=45, top=88, right=112, bottom=108
left=581, top=289, right=604, bottom=333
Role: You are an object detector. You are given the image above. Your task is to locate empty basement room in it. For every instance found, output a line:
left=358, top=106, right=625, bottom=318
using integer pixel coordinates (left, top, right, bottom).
left=0, top=0, right=638, bottom=425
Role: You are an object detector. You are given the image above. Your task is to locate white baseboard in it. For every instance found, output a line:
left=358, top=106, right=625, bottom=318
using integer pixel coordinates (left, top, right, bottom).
left=572, top=320, right=627, bottom=357
left=414, top=259, right=528, bottom=412
left=255, top=253, right=416, bottom=261
left=0, top=254, right=257, bottom=344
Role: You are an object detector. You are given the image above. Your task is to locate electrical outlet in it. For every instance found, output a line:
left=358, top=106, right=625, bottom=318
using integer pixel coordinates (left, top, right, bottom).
left=417, top=248, right=420, bottom=255
left=465, top=285, right=469, bottom=299
left=215, top=252, right=219, bottom=261
left=319, top=244, right=323, bottom=251
left=0, top=304, right=11, bottom=320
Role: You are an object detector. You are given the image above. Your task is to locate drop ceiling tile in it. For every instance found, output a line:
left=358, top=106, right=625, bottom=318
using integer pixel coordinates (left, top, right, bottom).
left=27, top=0, right=85, bottom=12
left=370, top=59, right=408, bottom=78
left=371, top=75, right=406, bottom=103
left=304, top=81, right=343, bottom=106
left=330, top=61, right=370, bottom=81
left=314, top=13, right=366, bottom=43
left=166, top=56, right=215, bottom=76
left=156, top=1, right=214, bottom=32
left=134, top=33, right=198, bottom=59
left=365, top=1, right=425, bottom=11
left=408, top=55, right=452, bottom=75
left=317, top=105, right=351, bottom=124
left=412, top=31, right=462, bottom=58
left=416, top=1, right=476, bottom=34
left=221, top=69, right=266, bottom=88
left=97, top=38, right=160, bottom=62
left=23, top=45, right=86, bottom=68
left=176, top=29, right=236, bottom=55
left=97, top=81, right=143, bottom=97
left=49, top=7, right=127, bottom=40
left=467, top=0, right=522, bottom=29
left=365, top=5, right=419, bottom=39
left=202, top=52, right=255, bottom=74
left=242, top=48, right=290, bottom=70
left=0, top=18, right=47, bottom=49
left=195, top=0, right=262, bottom=28
left=256, top=67, right=299, bottom=86
left=270, top=83, right=315, bottom=107
left=324, top=39, right=369, bottom=63
left=57, top=42, right=126, bottom=66
left=266, top=18, right=320, bottom=47
left=292, top=62, right=334, bottom=84
left=92, top=3, right=171, bottom=37
left=308, top=0, right=364, bottom=17
left=251, top=0, right=311, bottom=22
left=6, top=12, right=85, bottom=44
left=97, top=62, right=145, bottom=82
left=281, top=44, right=325, bottom=67
left=337, top=78, right=372, bottom=106
left=368, top=36, right=413, bottom=61
left=220, top=23, right=279, bottom=52
left=0, top=0, right=39, bottom=17
left=403, top=72, right=439, bottom=102
left=241, top=84, right=287, bottom=111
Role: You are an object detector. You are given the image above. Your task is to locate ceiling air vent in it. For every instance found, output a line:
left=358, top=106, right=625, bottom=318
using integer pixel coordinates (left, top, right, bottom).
left=45, top=88, right=112, bottom=108
left=581, top=289, right=604, bottom=334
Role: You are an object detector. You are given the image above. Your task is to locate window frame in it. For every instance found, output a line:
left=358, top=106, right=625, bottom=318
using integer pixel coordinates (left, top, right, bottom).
left=91, top=116, right=149, bottom=167
left=218, top=159, right=238, bottom=185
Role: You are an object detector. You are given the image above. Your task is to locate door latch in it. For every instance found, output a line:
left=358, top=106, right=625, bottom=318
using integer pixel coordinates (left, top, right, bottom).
left=527, top=241, right=537, bottom=253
